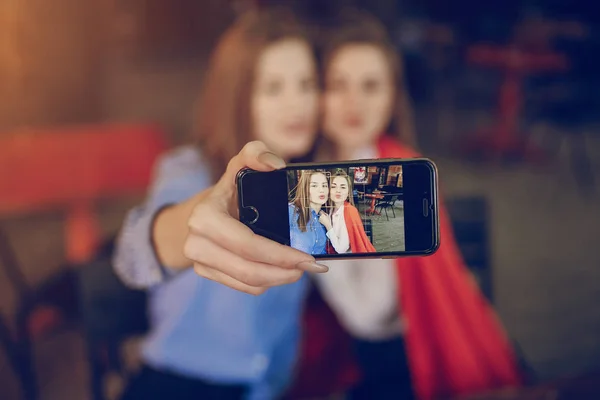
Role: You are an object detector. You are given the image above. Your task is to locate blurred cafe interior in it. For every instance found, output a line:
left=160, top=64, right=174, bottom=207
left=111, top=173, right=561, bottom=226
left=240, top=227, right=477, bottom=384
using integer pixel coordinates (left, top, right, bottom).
left=1, top=0, right=599, bottom=399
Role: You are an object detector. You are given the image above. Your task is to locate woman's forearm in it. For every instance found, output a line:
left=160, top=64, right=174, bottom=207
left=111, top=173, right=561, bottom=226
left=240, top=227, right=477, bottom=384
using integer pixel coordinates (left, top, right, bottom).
left=152, top=190, right=208, bottom=269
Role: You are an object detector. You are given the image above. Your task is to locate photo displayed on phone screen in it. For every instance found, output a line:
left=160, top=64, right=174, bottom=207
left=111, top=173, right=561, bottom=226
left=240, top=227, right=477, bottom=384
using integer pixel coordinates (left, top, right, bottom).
left=287, top=164, right=405, bottom=256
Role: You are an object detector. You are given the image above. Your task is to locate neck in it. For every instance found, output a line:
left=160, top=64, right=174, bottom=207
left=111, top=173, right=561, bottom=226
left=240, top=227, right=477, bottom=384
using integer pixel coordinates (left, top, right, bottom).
left=334, top=201, right=344, bottom=210
left=335, top=142, right=376, bottom=161
left=336, top=146, right=359, bottom=161
left=310, top=203, right=321, bottom=213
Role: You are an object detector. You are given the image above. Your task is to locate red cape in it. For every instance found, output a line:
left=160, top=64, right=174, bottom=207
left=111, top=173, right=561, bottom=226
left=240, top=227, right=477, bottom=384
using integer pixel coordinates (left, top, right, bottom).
left=345, top=203, right=377, bottom=253
left=378, top=135, right=522, bottom=399
left=285, top=136, right=522, bottom=400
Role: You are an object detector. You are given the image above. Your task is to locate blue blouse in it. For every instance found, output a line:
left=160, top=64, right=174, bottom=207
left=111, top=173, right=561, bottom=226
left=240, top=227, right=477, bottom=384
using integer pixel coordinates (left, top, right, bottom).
left=288, top=204, right=327, bottom=255
left=113, top=147, right=310, bottom=400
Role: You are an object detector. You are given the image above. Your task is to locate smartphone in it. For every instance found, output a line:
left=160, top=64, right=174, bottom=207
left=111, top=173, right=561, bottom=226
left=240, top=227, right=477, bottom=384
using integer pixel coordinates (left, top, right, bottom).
left=236, top=158, right=440, bottom=259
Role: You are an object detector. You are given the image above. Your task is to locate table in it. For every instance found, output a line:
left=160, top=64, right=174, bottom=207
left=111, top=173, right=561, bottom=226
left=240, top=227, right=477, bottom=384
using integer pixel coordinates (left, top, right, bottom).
left=362, top=192, right=385, bottom=216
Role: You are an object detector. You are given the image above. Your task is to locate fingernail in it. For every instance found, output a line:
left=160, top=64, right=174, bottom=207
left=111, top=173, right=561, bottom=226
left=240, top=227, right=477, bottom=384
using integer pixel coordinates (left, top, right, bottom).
left=258, top=152, right=286, bottom=169
left=296, top=261, right=329, bottom=273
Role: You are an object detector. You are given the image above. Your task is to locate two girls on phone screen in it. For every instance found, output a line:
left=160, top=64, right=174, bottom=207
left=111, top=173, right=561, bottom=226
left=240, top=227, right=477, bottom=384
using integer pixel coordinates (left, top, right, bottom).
left=288, top=169, right=375, bottom=256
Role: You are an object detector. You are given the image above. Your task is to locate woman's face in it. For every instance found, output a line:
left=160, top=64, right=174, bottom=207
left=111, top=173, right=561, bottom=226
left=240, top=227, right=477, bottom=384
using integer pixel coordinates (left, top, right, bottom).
left=252, top=38, right=319, bottom=161
left=330, top=176, right=349, bottom=205
left=309, top=173, right=328, bottom=206
left=322, top=44, right=395, bottom=150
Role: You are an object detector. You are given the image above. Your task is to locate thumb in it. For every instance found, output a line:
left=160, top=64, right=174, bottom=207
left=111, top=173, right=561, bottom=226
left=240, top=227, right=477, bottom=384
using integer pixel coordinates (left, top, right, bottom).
left=215, top=141, right=286, bottom=193
left=230, top=141, right=285, bottom=174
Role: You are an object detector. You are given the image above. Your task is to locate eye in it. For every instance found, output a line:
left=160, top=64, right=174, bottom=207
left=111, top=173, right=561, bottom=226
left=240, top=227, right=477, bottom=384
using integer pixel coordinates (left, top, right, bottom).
left=263, top=80, right=283, bottom=95
left=300, top=77, right=317, bottom=93
left=363, top=78, right=381, bottom=94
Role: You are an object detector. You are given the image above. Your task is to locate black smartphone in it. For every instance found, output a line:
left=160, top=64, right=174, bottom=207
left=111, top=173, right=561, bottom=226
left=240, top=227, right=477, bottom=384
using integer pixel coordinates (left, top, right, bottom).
left=237, top=158, right=440, bottom=259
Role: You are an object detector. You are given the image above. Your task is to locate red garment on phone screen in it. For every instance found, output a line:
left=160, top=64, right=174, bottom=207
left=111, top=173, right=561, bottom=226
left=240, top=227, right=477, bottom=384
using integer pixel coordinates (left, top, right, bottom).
left=326, top=203, right=375, bottom=254
left=344, top=203, right=376, bottom=253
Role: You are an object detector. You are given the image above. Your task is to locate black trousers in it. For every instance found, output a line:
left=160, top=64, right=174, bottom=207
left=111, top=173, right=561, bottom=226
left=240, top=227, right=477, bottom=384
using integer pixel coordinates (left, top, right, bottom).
left=120, top=366, right=248, bottom=400
left=348, top=337, right=415, bottom=400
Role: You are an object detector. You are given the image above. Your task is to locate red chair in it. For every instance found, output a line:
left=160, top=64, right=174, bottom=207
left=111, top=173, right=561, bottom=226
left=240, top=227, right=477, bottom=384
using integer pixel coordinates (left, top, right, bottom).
left=0, top=124, right=168, bottom=399
left=462, top=44, right=569, bottom=163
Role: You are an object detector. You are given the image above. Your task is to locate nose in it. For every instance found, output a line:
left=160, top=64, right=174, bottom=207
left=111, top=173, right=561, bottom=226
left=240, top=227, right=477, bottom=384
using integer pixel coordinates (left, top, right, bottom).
left=343, top=88, right=361, bottom=111
left=285, top=84, right=310, bottom=112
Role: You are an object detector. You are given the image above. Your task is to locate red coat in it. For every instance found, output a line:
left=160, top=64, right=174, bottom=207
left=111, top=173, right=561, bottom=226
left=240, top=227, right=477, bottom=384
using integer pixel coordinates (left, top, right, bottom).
left=286, top=136, right=522, bottom=400
left=327, top=203, right=376, bottom=255
left=345, top=203, right=376, bottom=253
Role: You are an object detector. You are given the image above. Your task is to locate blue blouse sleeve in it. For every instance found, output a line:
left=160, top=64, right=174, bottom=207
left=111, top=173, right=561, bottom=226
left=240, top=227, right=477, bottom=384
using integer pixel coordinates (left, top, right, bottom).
left=288, top=204, right=302, bottom=252
left=112, top=146, right=212, bottom=289
left=288, top=204, right=295, bottom=226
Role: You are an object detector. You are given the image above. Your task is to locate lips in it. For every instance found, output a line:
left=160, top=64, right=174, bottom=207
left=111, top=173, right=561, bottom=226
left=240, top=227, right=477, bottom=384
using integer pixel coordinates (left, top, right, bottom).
left=344, top=116, right=363, bottom=128
left=319, top=195, right=326, bottom=200
left=284, top=121, right=310, bottom=135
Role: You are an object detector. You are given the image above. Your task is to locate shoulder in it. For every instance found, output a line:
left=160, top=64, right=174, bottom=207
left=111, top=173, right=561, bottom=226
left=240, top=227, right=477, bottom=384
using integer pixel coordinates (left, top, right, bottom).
left=148, top=145, right=213, bottom=202
left=154, top=145, right=207, bottom=178
left=344, top=203, right=361, bottom=219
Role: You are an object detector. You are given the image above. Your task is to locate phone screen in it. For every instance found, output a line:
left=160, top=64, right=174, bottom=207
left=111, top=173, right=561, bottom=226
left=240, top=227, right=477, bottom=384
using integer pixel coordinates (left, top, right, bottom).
left=238, top=158, right=439, bottom=259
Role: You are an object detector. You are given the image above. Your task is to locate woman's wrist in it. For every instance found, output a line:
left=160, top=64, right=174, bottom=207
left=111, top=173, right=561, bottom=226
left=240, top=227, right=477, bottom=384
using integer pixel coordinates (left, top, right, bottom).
left=152, top=190, right=208, bottom=269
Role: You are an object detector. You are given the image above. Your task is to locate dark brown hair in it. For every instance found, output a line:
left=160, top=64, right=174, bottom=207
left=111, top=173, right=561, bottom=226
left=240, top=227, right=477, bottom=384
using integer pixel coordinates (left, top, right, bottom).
left=320, top=9, right=417, bottom=150
left=195, top=8, right=312, bottom=181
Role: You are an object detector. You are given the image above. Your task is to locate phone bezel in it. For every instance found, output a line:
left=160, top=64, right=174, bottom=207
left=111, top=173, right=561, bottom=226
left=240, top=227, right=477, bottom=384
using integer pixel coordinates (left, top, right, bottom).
left=237, top=158, right=440, bottom=259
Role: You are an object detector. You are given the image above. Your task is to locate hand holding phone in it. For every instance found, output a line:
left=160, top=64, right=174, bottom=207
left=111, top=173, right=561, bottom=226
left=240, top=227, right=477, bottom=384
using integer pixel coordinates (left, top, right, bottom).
left=182, top=141, right=328, bottom=295
left=237, top=158, right=440, bottom=259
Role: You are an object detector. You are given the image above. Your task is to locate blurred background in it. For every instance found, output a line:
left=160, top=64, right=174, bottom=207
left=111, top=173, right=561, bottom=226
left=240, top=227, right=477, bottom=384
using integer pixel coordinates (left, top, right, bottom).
left=1, top=0, right=599, bottom=399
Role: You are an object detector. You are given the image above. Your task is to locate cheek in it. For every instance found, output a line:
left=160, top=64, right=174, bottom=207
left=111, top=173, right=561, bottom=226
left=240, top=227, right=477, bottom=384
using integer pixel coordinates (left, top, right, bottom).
left=368, top=92, right=395, bottom=128
left=252, top=97, right=278, bottom=139
left=305, top=92, right=320, bottom=120
left=323, top=94, right=343, bottom=123
left=323, top=94, right=346, bottom=138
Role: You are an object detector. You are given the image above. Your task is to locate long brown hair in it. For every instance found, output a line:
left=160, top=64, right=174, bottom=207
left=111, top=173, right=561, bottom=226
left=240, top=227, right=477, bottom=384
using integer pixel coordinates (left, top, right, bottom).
left=319, top=9, right=417, bottom=153
left=290, top=169, right=328, bottom=232
left=195, top=8, right=312, bottom=181
left=328, top=170, right=355, bottom=209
